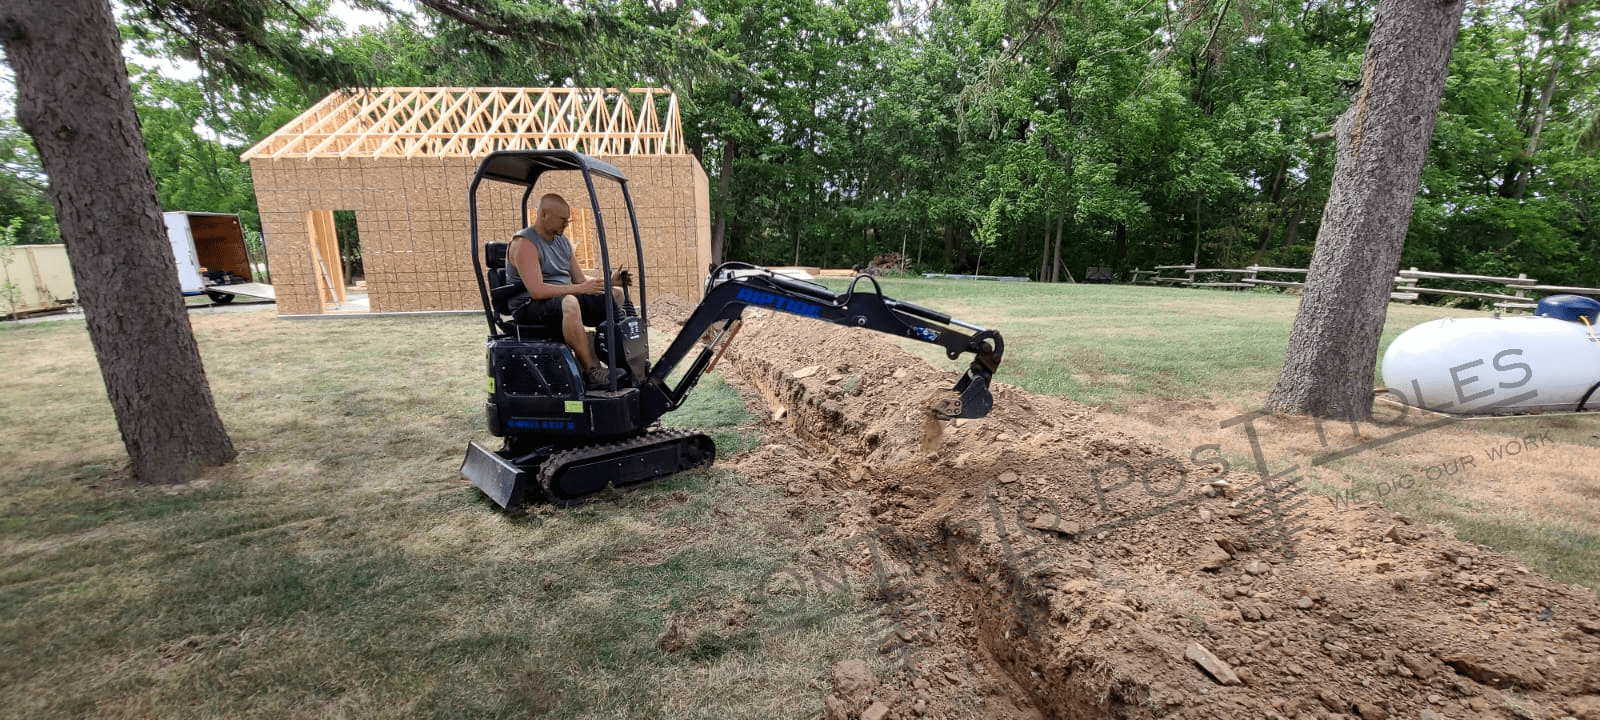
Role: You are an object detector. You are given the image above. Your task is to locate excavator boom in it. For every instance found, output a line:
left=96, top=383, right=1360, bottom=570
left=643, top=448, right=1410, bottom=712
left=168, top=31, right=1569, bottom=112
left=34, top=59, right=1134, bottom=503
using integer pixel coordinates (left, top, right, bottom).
left=637, top=265, right=1004, bottom=428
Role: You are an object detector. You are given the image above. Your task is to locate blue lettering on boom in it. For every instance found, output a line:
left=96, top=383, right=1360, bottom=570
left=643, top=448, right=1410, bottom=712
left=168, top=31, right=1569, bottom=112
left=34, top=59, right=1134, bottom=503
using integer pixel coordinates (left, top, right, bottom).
left=736, top=287, right=824, bottom=318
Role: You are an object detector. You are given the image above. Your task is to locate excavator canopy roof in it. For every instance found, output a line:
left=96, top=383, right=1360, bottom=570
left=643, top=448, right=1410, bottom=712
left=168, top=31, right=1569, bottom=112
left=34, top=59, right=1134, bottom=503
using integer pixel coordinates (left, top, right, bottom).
left=476, top=150, right=628, bottom=187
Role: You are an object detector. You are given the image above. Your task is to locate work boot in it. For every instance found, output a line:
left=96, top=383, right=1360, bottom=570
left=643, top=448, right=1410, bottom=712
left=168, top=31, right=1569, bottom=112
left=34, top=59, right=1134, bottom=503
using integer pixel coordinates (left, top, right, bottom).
left=585, top=364, right=622, bottom=389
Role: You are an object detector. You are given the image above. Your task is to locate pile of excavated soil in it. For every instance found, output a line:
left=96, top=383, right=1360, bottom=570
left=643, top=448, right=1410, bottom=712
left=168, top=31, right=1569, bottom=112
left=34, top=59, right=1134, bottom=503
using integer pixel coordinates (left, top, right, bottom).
left=686, top=306, right=1600, bottom=720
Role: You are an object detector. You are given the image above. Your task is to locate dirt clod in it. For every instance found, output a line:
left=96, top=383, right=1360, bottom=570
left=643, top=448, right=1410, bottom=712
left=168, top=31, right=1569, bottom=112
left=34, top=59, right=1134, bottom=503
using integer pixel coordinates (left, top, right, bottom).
left=1197, top=541, right=1232, bottom=571
left=655, top=622, right=689, bottom=653
left=830, top=658, right=875, bottom=708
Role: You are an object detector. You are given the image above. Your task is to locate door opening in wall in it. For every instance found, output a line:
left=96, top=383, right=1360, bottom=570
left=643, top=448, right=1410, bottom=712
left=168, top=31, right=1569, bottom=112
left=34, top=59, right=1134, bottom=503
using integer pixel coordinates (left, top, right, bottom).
left=305, top=209, right=368, bottom=312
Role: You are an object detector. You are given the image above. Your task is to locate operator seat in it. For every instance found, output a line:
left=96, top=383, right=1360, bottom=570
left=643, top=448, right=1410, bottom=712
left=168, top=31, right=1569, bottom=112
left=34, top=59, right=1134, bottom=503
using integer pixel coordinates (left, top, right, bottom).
left=484, top=241, right=561, bottom=341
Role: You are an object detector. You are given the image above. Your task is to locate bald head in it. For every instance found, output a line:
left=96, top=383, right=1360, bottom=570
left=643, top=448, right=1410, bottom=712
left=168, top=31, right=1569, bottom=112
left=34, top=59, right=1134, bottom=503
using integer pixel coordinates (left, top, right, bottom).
left=533, top=194, right=571, bottom=240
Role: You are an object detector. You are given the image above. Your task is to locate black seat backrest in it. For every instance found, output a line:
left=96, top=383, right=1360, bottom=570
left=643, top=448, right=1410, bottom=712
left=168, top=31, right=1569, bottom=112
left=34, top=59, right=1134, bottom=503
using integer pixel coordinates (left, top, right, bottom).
left=485, top=241, right=508, bottom=270
left=483, top=241, right=526, bottom=318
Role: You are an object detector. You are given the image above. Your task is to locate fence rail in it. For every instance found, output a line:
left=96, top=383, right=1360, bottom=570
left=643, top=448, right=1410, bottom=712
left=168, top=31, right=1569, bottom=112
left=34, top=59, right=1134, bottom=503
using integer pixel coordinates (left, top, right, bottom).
left=1127, top=264, right=1599, bottom=311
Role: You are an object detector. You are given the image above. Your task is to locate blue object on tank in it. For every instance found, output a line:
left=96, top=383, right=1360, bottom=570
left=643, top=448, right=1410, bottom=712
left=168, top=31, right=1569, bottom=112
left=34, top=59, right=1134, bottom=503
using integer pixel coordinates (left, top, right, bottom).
left=1535, top=294, right=1600, bottom=323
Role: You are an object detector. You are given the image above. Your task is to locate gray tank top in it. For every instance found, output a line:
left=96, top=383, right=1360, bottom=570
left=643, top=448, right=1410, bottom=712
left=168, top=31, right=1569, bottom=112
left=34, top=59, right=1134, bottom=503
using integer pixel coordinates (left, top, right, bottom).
left=507, top=229, right=574, bottom=286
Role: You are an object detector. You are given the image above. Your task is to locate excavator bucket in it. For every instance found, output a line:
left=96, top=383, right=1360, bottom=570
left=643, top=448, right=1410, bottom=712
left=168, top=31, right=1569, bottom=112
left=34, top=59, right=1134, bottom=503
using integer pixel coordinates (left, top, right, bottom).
left=928, top=368, right=994, bottom=420
left=951, top=370, right=994, bottom=419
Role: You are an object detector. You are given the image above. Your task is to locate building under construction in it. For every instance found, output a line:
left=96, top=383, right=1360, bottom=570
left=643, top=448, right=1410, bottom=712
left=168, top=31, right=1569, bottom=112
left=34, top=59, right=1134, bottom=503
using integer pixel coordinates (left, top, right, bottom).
left=241, top=87, right=711, bottom=316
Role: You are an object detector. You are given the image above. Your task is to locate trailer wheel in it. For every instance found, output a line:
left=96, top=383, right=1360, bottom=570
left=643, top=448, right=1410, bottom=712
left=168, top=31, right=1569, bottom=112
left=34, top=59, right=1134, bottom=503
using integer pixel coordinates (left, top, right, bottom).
left=205, top=290, right=235, bottom=305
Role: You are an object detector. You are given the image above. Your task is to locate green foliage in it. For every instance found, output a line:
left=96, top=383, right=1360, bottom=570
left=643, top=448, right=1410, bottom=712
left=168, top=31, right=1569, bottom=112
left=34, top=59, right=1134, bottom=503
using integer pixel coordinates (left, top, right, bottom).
left=49, top=0, right=1600, bottom=288
left=128, top=65, right=273, bottom=232
left=0, top=87, right=58, bottom=246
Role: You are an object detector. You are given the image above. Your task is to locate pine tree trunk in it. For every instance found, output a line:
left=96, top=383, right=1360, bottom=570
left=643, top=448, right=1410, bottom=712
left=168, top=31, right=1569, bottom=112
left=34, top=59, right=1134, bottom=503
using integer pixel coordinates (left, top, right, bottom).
left=1, top=0, right=236, bottom=482
left=1266, top=0, right=1467, bottom=421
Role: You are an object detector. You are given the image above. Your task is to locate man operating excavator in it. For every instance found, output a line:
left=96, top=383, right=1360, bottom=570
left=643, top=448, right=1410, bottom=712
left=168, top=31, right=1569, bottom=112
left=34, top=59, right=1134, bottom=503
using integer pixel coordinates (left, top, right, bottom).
left=504, top=193, right=629, bottom=388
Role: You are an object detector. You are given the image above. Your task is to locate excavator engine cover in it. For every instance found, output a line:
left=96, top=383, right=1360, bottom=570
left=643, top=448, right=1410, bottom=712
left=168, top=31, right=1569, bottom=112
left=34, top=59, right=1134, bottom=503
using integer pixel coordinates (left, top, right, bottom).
left=486, top=337, right=640, bottom=438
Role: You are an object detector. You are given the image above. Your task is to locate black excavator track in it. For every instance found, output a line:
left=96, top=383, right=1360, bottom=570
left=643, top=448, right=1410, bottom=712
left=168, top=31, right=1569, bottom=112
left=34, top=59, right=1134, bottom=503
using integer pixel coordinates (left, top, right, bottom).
left=538, top=427, right=717, bottom=506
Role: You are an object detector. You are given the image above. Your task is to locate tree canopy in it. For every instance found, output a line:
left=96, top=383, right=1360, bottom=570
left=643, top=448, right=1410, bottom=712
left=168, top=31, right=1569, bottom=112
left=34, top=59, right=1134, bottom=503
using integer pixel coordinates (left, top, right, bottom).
left=4, top=0, right=1598, bottom=290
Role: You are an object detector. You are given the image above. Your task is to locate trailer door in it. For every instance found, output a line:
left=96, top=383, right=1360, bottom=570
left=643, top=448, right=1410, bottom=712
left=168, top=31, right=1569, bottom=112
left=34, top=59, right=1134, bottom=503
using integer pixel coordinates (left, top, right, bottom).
left=163, top=212, right=205, bottom=294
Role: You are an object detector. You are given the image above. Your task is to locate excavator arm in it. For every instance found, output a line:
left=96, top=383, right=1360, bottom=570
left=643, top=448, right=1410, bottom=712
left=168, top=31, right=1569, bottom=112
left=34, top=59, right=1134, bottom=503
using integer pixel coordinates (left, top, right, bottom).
left=638, top=264, right=1004, bottom=426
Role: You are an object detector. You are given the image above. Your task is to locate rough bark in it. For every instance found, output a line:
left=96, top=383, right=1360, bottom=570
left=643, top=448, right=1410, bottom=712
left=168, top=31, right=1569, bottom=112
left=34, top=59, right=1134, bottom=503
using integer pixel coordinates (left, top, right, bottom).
left=1, top=0, right=236, bottom=482
left=1266, top=0, right=1468, bottom=421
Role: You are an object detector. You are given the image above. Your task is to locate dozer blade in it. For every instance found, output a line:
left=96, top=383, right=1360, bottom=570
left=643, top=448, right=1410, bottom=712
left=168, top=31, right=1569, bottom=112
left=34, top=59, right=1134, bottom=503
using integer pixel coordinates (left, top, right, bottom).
left=460, top=440, right=530, bottom=508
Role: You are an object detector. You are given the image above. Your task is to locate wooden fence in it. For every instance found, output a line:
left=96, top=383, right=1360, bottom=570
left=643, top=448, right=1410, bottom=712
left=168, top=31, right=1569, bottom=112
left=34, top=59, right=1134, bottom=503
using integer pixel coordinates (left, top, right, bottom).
left=1129, top=265, right=1600, bottom=311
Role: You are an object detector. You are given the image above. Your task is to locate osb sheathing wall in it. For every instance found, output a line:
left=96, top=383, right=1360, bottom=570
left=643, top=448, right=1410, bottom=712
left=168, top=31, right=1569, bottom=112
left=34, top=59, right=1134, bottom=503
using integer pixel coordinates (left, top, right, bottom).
left=249, top=155, right=711, bottom=316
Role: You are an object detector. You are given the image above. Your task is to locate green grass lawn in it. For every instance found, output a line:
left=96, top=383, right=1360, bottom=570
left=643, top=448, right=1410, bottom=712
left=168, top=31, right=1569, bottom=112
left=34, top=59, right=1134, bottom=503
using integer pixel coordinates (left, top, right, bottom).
left=0, top=311, right=882, bottom=720
left=2, top=281, right=1595, bottom=718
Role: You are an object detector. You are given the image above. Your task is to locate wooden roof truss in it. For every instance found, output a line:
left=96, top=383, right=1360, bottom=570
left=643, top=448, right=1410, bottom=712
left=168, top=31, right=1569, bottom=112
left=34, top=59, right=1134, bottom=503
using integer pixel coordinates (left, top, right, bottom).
left=242, top=87, right=685, bottom=160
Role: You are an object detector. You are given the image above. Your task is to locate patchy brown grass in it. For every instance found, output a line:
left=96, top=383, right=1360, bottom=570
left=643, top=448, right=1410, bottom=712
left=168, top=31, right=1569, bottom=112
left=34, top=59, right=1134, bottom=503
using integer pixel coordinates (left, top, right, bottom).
left=0, top=309, right=888, bottom=720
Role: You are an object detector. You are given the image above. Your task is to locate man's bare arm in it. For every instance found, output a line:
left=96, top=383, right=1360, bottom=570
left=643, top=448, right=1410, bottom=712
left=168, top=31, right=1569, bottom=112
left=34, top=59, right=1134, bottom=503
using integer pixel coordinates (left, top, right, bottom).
left=512, top=236, right=600, bottom=298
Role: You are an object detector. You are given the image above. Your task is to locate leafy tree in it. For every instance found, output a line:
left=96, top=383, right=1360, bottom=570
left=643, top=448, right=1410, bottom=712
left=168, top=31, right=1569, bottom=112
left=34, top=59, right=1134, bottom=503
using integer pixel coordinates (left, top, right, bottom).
left=0, top=215, right=22, bottom=318
left=129, top=65, right=269, bottom=232
left=0, top=80, right=57, bottom=245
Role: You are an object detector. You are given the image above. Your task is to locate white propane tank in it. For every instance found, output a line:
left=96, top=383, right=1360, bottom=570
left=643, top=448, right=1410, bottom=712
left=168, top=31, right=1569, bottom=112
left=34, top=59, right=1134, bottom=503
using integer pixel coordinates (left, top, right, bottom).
left=1381, top=315, right=1600, bottom=414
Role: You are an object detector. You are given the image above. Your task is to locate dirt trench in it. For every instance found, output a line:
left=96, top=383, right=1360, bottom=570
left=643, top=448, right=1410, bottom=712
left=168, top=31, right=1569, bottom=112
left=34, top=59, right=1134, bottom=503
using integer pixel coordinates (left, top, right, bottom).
left=658, top=299, right=1600, bottom=720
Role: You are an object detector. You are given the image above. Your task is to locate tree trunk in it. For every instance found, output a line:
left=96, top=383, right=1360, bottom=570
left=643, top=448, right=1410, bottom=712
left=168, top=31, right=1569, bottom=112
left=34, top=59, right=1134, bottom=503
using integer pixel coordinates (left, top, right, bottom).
left=1052, top=213, right=1064, bottom=283
left=711, top=136, right=736, bottom=265
left=1113, top=222, right=1128, bottom=281
left=1511, top=32, right=1565, bottom=200
left=1040, top=214, right=1051, bottom=282
left=1282, top=199, right=1307, bottom=248
left=2, top=0, right=236, bottom=482
left=1251, top=160, right=1289, bottom=265
left=1266, top=0, right=1467, bottom=421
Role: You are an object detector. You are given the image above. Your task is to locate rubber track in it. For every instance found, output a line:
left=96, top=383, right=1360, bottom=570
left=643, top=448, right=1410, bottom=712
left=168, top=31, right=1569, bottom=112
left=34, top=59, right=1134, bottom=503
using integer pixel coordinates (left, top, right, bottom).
left=537, top=427, right=715, bottom=506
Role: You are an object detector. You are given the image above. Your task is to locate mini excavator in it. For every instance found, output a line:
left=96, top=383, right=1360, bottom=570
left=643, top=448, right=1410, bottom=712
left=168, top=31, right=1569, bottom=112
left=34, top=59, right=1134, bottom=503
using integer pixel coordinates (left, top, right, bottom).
left=459, top=150, right=1004, bottom=507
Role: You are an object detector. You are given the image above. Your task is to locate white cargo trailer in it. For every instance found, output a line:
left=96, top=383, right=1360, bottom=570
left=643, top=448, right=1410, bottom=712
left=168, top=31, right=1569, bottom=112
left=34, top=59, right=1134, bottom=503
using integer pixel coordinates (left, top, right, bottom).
left=161, top=211, right=274, bottom=304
